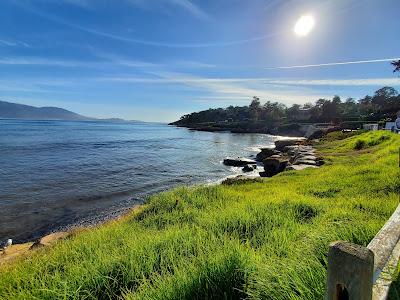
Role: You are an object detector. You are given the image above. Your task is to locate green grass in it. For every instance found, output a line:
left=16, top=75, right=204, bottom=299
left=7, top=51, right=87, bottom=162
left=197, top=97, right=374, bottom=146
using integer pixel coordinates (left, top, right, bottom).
left=1, top=131, right=399, bottom=299
left=389, top=263, right=400, bottom=300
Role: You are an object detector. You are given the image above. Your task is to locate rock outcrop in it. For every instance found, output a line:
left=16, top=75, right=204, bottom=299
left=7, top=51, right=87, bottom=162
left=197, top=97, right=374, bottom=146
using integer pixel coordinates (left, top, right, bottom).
left=256, top=139, right=323, bottom=177
left=242, top=164, right=257, bottom=172
left=274, top=138, right=305, bottom=152
left=30, top=232, right=69, bottom=249
left=223, top=157, right=257, bottom=167
left=261, top=155, right=290, bottom=177
left=256, top=148, right=280, bottom=162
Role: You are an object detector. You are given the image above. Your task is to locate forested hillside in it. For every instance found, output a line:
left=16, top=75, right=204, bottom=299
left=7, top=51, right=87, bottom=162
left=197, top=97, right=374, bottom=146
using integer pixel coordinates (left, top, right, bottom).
left=172, top=87, right=400, bottom=129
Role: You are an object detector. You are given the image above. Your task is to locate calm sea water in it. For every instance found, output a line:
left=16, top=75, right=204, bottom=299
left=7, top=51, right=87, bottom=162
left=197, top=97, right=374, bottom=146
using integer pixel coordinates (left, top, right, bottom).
left=0, top=119, right=279, bottom=243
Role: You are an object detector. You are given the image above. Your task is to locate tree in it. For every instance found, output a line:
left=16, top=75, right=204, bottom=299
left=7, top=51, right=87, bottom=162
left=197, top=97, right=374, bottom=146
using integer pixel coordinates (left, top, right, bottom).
left=342, top=98, right=358, bottom=118
left=287, top=104, right=301, bottom=120
left=172, top=85, right=400, bottom=129
left=332, top=95, right=341, bottom=105
left=392, top=60, right=400, bottom=73
left=373, top=86, right=398, bottom=99
left=249, top=96, right=261, bottom=121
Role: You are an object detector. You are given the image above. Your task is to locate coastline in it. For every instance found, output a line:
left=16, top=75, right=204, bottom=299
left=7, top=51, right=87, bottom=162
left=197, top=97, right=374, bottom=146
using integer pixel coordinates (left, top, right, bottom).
left=1, top=120, right=286, bottom=244
left=1, top=135, right=314, bottom=264
left=1, top=130, right=399, bottom=298
left=170, top=123, right=308, bottom=137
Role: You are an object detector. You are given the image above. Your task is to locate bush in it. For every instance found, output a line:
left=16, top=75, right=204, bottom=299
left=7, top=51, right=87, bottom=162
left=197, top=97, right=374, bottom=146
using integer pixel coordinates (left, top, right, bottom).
left=354, top=139, right=366, bottom=150
left=368, top=135, right=391, bottom=146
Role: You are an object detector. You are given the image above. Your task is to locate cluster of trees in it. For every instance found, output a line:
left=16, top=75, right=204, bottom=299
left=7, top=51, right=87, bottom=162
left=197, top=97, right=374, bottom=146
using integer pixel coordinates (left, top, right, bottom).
left=174, top=86, right=400, bottom=126
left=392, top=60, right=400, bottom=73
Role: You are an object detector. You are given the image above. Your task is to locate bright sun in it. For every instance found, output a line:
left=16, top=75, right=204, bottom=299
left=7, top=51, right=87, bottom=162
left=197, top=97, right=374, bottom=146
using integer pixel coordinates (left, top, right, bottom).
left=294, top=15, right=315, bottom=37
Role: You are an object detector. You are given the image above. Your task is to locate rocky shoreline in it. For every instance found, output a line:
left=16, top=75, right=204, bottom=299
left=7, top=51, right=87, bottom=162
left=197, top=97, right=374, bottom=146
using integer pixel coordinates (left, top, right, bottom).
left=1, top=138, right=323, bottom=265
left=222, top=138, right=323, bottom=182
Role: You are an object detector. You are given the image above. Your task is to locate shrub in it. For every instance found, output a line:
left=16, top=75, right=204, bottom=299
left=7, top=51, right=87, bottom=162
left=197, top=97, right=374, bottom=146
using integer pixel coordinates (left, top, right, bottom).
left=354, top=139, right=366, bottom=150
left=368, top=135, right=391, bottom=146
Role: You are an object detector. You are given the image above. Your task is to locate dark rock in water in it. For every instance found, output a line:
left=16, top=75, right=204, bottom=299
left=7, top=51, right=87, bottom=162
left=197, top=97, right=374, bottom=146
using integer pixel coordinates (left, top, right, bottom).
left=275, top=139, right=304, bottom=151
left=242, top=164, right=257, bottom=172
left=256, top=148, right=280, bottom=161
left=223, top=157, right=256, bottom=167
left=263, top=156, right=289, bottom=177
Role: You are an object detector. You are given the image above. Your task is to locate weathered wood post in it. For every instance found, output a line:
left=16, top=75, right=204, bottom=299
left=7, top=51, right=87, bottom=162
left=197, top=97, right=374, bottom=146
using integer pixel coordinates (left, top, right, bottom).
left=325, top=204, right=400, bottom=300
left=325, top=241, right=374, bottom=300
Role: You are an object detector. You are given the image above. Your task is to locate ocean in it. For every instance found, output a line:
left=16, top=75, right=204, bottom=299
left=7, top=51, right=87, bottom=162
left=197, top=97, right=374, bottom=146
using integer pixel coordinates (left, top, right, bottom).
left=0, top=119, right=279, bottom=242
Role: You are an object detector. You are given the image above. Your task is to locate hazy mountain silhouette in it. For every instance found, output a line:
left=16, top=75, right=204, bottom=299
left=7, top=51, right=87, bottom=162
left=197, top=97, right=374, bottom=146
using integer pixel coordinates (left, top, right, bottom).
left=0, top=100, right=94, bottom=121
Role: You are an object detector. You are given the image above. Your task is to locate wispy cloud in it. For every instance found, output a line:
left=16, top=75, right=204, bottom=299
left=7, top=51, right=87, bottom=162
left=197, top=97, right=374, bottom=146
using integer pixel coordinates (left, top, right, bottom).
left=0, top=54, right=215, bottom=71
left=59, top=0, right=92, bottom=8
left=53, top=0, right=209, bottom=19
left=123, top=0, right=210, bottom=20
left=268, top=78, right=400, bottom=86
left=98, top=75, right=400, bottom=87
left=14, top=1, right=281, bottom=48
left=0, top=57, right=84, bottom=67
left=167, top=0, right=209, bottom=20
left=100, top=71, right=328, bottom=105
left=265, top=58, right=400, bottom=70
left=0, top=39, right=29, bottom=47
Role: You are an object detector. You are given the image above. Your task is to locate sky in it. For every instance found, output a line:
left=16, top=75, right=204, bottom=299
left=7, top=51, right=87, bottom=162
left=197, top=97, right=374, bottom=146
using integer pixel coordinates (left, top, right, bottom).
left=0, top=0, right=399, bottom=122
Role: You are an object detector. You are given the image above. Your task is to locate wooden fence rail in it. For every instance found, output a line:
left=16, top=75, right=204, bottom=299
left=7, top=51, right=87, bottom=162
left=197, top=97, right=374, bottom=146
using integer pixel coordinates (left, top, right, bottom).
left=325, top=204, right=400, bottom=300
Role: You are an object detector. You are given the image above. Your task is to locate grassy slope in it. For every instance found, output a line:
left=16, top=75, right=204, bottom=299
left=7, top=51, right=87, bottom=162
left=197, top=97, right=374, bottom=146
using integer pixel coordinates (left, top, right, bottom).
left=0, top=131, right=399, bottom=300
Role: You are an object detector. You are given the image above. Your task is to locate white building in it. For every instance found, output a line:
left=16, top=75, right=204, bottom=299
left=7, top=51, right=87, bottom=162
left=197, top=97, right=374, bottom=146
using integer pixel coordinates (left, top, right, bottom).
left=363, top=123, right=379, bottom=131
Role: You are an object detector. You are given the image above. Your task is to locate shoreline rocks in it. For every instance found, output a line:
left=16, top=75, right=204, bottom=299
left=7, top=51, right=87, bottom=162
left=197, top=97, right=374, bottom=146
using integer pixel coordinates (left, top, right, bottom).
left=260, top=140, right=323, bottom=177
left=256, top=148, right=280, bottom=162
left=223, top=157, right=257, bottom=167
left=261, top=155, right=290, bottom=177
left=223, top=138, right=323, bottom=180
left=30, top=232, right=69, bottom=250
left=274, top=138, right=306, bottom=151
left=242, top=164, right=257, bottom=172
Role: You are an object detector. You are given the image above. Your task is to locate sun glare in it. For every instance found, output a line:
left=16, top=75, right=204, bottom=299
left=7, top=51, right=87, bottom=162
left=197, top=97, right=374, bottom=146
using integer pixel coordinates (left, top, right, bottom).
left=294, top=15, right=315, bottom=37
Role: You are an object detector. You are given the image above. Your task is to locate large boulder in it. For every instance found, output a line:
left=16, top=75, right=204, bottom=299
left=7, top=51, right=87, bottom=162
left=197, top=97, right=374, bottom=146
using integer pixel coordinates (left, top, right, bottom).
left=262, top=156, right=289, bottom=177
left=282, top=145, right=300, bottom=155
left=223, top=157, right=256, bottom=167
left=242, top=164, right=257, bottom=172
left=274, top=138, right=305, bottom=151
left=30, top=232, right=69, bottom=249
left=256, top=148, right=280, bottom=161
left=316, top=157, right=325, bottom=166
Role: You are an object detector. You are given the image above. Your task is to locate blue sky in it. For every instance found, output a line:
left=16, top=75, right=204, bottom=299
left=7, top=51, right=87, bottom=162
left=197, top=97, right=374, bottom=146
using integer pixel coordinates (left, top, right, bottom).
left=0, top=0, right=399, bottom=122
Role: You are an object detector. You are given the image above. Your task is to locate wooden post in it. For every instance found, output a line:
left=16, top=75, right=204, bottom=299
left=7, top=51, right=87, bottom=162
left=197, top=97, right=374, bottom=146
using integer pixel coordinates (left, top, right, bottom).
left=325, top=241, right=374, bottom=300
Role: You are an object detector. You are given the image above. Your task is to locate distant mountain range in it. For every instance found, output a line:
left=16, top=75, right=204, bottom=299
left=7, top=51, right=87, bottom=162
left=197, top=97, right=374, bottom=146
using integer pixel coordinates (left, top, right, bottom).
left=0, top=100, right=124, bottom=122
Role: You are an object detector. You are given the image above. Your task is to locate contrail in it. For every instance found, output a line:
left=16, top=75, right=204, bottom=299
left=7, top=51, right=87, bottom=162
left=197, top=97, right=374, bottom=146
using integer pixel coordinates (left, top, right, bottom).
left=265, top=58, right=400, bottom=70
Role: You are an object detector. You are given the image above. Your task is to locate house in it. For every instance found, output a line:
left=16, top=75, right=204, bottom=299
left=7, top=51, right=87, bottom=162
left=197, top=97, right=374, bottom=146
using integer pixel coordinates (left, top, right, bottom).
left=293, top=108, right=311, bottom=121
left=363, top=123, right=379, bottom=131
left=384, top=122, right=395, bottom=131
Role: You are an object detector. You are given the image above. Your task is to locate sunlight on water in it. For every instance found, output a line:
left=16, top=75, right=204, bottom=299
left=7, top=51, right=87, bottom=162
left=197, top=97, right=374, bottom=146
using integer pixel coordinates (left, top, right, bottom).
left=0, top=119, right=278, bottom=242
